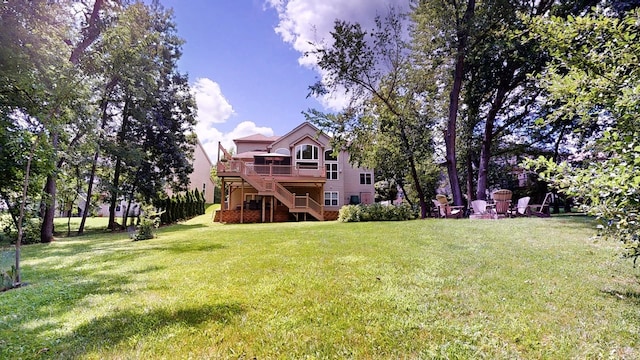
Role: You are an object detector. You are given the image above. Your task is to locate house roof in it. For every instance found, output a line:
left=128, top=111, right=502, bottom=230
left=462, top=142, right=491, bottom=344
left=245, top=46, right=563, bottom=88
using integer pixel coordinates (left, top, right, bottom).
left=234, top=134, right=281, bottom=143
left=233, top=151, right=269, bottom=159
left=234, top=151, right=292, bottom=159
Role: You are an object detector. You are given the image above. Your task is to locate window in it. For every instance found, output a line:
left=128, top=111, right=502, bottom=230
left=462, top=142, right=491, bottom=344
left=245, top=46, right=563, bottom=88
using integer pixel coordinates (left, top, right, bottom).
left=324, top=191, right=339, bottom=206
left=325, top=150, right=338, bottom=180
left=324, top=150, right=337, bottom=161
left=296, top=144, right=318, bottom=160
left=202, top=183, right=206, bottom=198
left=296, top=144, right=319, bottom=169
left=360, top=173, right=372, bottom=185
left=326, top=163, right=338, bottom=180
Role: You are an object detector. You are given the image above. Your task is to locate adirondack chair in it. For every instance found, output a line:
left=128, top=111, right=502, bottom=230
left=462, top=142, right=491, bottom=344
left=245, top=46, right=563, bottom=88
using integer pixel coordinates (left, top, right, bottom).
left=508, top=196, right=531, bottom=217
left=434, top=195, right=464, bottom=219
left=470, top=200, right=497, bottom=219
left=530, top=193, right=552, bottom=217
left=491, top=189, right=512, bottom=218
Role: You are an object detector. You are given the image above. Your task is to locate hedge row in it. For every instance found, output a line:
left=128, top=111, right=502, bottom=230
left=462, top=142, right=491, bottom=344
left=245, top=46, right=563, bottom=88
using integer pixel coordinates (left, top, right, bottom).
left=154, top=189, right=206, bottom=225
left=338, top=203, right=416, bottom=222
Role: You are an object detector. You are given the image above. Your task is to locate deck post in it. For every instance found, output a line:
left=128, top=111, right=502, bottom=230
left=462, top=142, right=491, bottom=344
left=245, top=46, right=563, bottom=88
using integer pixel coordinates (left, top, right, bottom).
left=219, top=178, right=224, bottom=222
left=240, top=179, right=244, bottom=224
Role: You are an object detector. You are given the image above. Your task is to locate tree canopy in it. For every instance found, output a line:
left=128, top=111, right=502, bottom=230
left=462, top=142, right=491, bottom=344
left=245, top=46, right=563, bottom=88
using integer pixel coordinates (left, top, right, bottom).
left=306, top=10, right=438, bottom=218
left=525, top=7, right=640, bottom=263
left=0, top=0, right=198, bottom=287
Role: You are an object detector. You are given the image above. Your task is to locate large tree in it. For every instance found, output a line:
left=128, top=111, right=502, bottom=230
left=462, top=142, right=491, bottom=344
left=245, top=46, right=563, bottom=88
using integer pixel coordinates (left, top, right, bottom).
left=34, top=0, right=120, bottom=243
left=463, top=0, right=555, bottom=200
left=411, top=0, right=477, bottom=206
left=0, top=0, right=95, bottom=284
left=307, top=11, right=438, bottom=218
left=91, top=1, right=196, bottom=230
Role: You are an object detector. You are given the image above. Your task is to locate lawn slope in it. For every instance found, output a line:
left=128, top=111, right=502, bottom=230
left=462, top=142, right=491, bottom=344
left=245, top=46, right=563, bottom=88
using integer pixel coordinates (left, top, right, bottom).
left=1, top=212, right=638, bottom=359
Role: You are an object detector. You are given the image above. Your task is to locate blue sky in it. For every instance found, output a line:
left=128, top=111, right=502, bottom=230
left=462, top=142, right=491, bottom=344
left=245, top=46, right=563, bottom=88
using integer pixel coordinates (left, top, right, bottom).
left=159, top=0, right=410, bottom=159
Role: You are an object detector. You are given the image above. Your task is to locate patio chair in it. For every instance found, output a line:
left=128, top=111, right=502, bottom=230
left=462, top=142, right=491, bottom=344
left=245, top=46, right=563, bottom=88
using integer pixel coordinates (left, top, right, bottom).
left=492, top=189, right=512, bottom=218
left=470, top=200, right=497, bottom=219
left=530, top=193, right=552, bottom=217
left=508, top=196, right=531, bottom=217
left=434, top=194, right=464, bottom=219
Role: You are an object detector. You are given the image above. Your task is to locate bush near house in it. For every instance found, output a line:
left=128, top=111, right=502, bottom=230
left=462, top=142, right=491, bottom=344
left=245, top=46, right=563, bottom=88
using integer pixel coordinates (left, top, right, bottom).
left=338, top=203, right=416, bottom=222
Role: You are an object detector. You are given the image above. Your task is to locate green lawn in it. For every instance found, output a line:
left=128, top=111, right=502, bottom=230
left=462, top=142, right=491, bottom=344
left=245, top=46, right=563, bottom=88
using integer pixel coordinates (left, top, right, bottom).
left=2, top=208, right=639, bottom=359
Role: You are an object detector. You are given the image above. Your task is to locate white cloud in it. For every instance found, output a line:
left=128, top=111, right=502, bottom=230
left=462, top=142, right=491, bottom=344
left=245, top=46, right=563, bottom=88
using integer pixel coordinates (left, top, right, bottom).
left=198, top=121, right=275, bottom=162
left=191, top=78, right=275, bottom=160
left=192, top=78, right=235, bottom=127
left=265, top=0, right=411, bottom=110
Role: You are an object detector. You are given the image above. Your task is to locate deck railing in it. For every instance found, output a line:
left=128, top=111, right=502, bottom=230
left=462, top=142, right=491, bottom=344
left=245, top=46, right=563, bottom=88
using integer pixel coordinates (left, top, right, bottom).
left=294, top=195, right=322, bottom=215
left=218, top=160, right=324, bottom=178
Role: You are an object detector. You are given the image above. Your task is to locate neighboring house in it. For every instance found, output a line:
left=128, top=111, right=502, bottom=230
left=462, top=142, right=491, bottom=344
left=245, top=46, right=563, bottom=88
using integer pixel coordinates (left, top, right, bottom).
left=215, top=122, right=375, bottom=223
left=188, top=138, right=216, bottom=204
left=58, top=138, right=215, bottom=218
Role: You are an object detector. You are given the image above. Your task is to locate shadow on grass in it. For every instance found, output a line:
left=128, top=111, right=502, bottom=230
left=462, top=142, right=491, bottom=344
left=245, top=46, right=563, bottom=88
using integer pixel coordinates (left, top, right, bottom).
left=601, top=288, right=640, bottom=305
left=55, top=302, right=245, bottom=358
left=159, top=242, right=226, bottom=254
left=538, top=213, right=595, bottom=229
left=0, top=274, right=133, bottom=357
left=156, top=223, right=209, bottom=234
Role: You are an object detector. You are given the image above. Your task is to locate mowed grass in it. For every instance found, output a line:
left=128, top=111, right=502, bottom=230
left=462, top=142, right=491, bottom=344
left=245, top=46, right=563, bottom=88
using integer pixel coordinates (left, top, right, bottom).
left=1, top=207, right=639, bottom=359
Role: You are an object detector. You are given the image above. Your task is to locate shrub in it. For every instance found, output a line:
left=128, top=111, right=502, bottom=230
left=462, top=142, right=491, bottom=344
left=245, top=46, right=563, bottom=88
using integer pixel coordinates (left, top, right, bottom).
left=338, top=205, right=362, bottom=222
left=0, top=215, right=41, bottom=245
left=1, top=265, right=16, bottom=291
left=338, top=203, right=415, bottom=222
left=132, top=205, right=162, bottom=241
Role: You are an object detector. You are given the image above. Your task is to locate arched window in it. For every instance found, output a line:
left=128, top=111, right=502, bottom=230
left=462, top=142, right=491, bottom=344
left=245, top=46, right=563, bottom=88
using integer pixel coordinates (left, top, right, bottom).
left=325, top=150, right=338, bottom=180
left=295, top=144, right=319, bottom=169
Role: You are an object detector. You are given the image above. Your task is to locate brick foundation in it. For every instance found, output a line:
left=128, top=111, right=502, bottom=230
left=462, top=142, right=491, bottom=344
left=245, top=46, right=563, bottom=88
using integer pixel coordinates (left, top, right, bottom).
left=214, top=207, right=293, bottom=224
left=323, top=211, right=339, bottom=221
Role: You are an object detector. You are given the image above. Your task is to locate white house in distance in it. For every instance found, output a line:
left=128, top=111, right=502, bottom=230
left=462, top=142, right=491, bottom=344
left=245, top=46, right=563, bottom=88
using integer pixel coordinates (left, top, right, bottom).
left=189, top=138, right=216, bottom=204
left=214, top=122, right=375, bottom=223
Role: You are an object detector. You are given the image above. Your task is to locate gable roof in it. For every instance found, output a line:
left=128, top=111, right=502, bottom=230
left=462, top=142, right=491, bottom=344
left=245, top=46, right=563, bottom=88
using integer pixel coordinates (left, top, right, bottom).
left=268, top=122, right=332, bottom=151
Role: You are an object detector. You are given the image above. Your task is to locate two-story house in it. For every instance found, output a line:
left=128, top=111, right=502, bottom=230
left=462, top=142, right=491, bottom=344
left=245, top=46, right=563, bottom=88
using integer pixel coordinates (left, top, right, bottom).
left=214, top=122, right=374, bottom=223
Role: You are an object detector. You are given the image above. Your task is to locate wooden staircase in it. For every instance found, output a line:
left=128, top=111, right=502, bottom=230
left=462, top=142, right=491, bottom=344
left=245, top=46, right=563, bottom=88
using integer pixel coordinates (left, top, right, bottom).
left=242, top=166, right=324, bottom=221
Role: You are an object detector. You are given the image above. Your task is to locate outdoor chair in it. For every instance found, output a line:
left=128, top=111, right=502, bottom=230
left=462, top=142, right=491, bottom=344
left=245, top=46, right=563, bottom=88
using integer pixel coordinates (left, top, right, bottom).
left=434, top=194, right=464, bottom=219
left=530, top=193, right=552, bottom=217
left=492, top=189, right=513, bottom=218
left=508, top=196, right=531, bottom=217
left=470, top=200, right=497, bottom=219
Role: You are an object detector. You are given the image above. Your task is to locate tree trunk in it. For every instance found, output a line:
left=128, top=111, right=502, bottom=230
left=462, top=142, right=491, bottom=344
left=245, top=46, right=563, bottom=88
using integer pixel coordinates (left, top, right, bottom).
left=78, top=151, right=99, bottom=234
left=466, top=152, right=474, bottom=203
left=107, top=156, right=122, bottom=231
left=476, top=85, right=507, bottom=200
left=397, top=119, right=429, bottom=218
left=40, top=132, right=59, bottom=243
left=15, top=134, right=41, bottom=286
left=445, top=0, right=475, bottom=206
left=122, top=197, right=131, bottom=229
left=445, top=63, right=464, bottom=206
left=79, top=88, right=114, bottom=234
left=107, top=98, right=130, bottom=231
